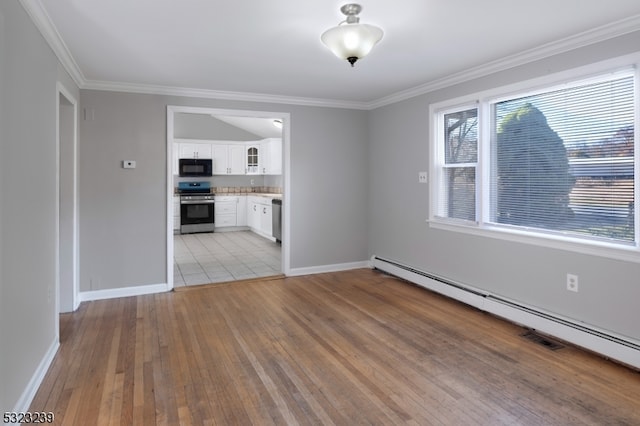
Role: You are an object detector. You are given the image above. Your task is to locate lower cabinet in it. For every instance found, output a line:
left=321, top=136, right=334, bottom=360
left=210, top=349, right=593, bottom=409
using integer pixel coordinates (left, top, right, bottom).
left=214, top=196, right=238, bottom=228
left=210, top=195, right=274, bottom=240
left=247, top=196, right=274, bottom=240
left=236, top=196, right=247, bottom=226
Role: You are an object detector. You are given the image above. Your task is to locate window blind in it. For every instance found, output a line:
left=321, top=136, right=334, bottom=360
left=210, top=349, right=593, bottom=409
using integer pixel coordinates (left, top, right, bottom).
left=490, top=74, right=635, bottom=242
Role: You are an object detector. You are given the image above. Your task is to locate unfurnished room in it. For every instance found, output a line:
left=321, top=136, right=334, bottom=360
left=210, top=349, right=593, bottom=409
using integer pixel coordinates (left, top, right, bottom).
left=1, top=0, right=640, bottom=424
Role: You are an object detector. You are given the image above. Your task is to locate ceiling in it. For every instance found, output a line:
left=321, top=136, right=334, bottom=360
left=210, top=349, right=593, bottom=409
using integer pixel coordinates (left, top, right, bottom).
left=24, top=0, right=640, bottom=109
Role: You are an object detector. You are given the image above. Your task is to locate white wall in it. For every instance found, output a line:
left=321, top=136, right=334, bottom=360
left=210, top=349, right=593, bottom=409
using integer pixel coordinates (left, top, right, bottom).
left=0, top=0, right=79, bottom=411
left=367, top=31, right=640, bottom=342
left=79, top=90, right=370, bottom=292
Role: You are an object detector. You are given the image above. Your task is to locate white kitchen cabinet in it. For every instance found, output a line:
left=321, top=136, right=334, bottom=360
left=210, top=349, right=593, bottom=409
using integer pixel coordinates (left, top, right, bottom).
left=260, top=202, right=273, bottom=236
left=212, top=144, right=245, bottom=175
left=246, top=145, right=260, bottom=174
left=247, top=196, right=274, bottom=240
left=178, top=142, right=212, bottom=159
left=214, top=196, right=238, bottom=227
left=259, top=138, right=282, bottom=175
left=247, top=197, right=261, bottom=230
left=229, top=145, right=245, bottom=174
left=211, top=145, right=228, bottom=175
left=236, top=195, right=247, bottom=226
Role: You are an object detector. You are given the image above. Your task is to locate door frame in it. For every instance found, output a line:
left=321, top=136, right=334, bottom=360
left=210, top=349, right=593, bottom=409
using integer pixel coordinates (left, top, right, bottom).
left=56, top=82, right=79, bottom=322
left=166, top=105, right=291, bottom=289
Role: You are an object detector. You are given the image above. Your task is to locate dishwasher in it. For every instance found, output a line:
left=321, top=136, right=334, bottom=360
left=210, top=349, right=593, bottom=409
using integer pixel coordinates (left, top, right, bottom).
left=271, top=199, right=282, bottom=243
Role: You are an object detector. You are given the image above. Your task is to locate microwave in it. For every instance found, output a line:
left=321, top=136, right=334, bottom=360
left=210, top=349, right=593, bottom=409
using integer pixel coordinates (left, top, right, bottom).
left=179, top=158, right=212, bottom=177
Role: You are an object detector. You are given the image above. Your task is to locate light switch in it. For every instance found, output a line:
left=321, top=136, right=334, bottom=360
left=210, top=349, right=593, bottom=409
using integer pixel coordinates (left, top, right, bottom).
left=123, top=160, right=136, bottom=169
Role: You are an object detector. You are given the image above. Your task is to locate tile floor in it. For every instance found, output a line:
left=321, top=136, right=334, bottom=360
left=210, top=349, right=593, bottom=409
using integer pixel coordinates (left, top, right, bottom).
left=174, top=231, right=281, bottom=287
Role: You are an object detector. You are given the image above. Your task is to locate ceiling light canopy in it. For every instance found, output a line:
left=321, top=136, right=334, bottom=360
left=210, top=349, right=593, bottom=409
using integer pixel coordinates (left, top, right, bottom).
left=321, top=4, right=383, bottom=67
left=272, top=119, right=283, bottom=129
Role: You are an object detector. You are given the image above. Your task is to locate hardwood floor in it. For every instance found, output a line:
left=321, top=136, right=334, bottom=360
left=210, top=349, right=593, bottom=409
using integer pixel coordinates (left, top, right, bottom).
left=31, top=269, right=640, bottom=425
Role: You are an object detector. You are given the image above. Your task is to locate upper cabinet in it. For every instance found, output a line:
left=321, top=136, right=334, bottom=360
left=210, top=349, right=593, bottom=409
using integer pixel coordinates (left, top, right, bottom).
left=173, top=138, right=281, bottom=176
left=178, top=142, right=212, bottom=159
left=212, top=143, right=246, bottom=175
left=260, top=138, right=282, bottom=175
left=246, top=145, right=260, bottom=175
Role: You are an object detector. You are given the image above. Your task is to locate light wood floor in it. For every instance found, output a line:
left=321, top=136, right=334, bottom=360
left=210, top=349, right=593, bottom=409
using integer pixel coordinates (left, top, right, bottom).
left=31, top=269, right=640, bottom=425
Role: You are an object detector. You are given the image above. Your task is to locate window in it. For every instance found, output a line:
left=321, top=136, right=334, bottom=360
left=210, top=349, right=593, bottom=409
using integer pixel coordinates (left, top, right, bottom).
left=431, top=63, right=638, bottom=253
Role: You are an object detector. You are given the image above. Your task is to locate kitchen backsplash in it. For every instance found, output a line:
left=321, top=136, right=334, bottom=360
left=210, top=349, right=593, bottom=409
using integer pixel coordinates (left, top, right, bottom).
left=212, top=186, right=282, bottom=194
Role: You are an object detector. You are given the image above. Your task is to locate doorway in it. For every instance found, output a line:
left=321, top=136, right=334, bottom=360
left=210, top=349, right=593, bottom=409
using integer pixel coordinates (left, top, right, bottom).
left=57, top=83, right=79, bottom=320
left=166, top=106, right=290, bottom=289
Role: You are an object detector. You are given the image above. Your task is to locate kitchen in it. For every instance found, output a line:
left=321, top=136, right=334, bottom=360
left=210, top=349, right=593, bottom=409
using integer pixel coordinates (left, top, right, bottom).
left=171, top=111, right=284, bottom=287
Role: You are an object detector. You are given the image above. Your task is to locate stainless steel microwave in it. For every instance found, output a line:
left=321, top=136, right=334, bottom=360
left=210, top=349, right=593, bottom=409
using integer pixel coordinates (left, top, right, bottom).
left=179, top=158, right=212, bottom=177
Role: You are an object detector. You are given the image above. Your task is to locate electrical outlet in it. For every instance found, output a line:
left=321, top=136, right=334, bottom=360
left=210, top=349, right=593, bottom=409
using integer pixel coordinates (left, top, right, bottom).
left=567, top=274, right=579, bottom=292
left=418, top=171, right=428, bottom=183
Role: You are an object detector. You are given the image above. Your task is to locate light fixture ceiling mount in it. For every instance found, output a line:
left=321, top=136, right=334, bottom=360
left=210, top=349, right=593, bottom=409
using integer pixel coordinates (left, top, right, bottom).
left=321, top=3, right=383, bottom=67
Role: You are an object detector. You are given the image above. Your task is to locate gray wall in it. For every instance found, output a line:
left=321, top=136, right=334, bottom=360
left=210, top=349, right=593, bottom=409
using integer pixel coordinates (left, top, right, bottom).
left=5, top=0, right=640, bottom=412
left=0, top=0, right=78, bottom=411
left=79, top=90, right=369, bottom=291
left=368, top=31, right=640, bottom=342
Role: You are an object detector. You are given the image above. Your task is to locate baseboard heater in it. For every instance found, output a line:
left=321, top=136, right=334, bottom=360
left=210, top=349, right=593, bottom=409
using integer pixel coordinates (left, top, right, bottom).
left=371, top=255, right=640, bottom=370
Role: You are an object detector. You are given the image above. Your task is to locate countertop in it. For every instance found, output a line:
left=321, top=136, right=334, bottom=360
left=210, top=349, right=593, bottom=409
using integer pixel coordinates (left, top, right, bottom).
left=174, top=192, right=282, bottom=200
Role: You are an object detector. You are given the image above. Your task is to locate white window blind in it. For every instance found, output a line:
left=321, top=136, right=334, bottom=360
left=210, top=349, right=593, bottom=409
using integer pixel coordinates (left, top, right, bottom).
left=490, top=73, right=635, bottom=243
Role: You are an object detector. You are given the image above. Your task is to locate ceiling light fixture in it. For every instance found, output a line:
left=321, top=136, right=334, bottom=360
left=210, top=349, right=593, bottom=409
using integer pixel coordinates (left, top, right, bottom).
left=321, top=4, right=383, bottom=67
left=272, top=119, right=283, bottom=129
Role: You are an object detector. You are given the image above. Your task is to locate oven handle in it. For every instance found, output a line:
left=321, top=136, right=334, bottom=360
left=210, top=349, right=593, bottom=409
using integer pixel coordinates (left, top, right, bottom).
left=180, top=200, right=215, bottom=205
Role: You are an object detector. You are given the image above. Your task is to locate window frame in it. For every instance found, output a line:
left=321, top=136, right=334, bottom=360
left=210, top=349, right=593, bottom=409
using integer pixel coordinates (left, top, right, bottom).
left=428, top=54, right=640, bottom=263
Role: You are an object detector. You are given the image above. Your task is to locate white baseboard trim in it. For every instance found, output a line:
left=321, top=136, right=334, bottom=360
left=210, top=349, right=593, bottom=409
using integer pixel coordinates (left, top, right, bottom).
left=13, top=337, right=59, bottom=413
left=79, top=282, right=170, bottom=302
left=288, top=260, right=371, bottom=277
left=372, top=255, right=640, bottom=370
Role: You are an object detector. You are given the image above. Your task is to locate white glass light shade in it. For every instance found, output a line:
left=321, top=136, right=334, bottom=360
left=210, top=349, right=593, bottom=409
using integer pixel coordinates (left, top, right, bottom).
left=321, top=23, right=383, bottom=65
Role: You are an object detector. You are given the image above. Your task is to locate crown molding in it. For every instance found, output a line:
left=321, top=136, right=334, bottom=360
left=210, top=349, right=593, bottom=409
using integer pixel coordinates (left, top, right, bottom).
left=19, top=0, right=640, bottom=111
left=82, top=80, right=371, bottom=110
left=18, top=0, right=85, bottom=87
left=366, top=13, right=640, bottom=109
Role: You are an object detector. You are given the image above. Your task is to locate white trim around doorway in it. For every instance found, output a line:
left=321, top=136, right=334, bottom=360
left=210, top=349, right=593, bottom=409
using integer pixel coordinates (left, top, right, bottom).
left=166, top=105, right=291, bottom=290
left=56, top=82, right=80, bottom=321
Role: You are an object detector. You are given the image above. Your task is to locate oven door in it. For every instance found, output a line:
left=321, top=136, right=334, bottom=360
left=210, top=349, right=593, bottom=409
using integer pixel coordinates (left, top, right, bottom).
left=180, top=199, right=215, bottom=233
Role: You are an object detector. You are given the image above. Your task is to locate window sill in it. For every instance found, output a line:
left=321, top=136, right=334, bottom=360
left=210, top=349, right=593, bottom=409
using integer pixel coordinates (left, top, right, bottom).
left=427, top=219, right=640, bottom=263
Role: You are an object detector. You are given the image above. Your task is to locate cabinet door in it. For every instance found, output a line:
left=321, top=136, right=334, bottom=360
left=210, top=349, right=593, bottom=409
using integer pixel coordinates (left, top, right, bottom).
left=197, top=144, right=212, bottom=159
left=228, top=145, right=246, bottom=174
left=179, top=143, right=212, bottom=159
left=179, top=143, right=196, bottom=159
left=259, top=140, right=270, bottom=174
left=246, top=145, right=259, bottom=174
left=236, top=196, right=247, bottom=226
left=261, top=203, right=273, bottom=236
left=267, top=139, right=282, bottom=175
left=248, top=201, right=260, bottom=229
left=211, top=144, right=229, bottom=174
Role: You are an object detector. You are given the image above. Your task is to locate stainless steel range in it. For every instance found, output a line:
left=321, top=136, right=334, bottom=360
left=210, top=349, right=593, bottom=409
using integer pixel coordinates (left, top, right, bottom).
left=178, top=182, right=215, bottom=234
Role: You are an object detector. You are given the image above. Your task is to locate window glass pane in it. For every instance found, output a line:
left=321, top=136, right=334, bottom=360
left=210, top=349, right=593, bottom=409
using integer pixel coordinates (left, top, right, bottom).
left=440, top=166, right=476, bottom=221
left=445, top=109, right=478, bottom=164
left=491, top=75, right=635, bottom=242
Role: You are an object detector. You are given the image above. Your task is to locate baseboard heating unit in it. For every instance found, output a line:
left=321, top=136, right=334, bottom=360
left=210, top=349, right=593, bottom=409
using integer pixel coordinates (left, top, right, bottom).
left=371, top=256, right=640, bottom=370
